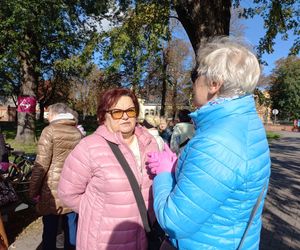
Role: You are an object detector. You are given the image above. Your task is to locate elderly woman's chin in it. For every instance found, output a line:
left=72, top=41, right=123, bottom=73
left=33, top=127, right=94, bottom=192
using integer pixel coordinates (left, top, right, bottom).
left=119, top=122, right=135, bottom=133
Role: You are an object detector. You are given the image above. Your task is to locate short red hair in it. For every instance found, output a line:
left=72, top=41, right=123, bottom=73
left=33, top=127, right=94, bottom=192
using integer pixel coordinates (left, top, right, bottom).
left=97, top=88, right=140, bottom=125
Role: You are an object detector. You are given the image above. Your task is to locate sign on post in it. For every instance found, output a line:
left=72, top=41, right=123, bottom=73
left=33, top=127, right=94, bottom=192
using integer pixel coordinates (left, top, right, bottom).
left=17, top=96, right=37, bottom=113
left=272, top=109, right=279, bottom=124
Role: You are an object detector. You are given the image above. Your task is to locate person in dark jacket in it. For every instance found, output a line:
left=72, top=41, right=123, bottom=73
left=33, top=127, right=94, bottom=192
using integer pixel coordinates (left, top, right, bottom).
left=29, top=103, right=82, bottom=250
left=0, top=131, right=9, bottom=172
left=147, top=37, right=271, bottom=250
left=158, top=117, right=172, bottom=145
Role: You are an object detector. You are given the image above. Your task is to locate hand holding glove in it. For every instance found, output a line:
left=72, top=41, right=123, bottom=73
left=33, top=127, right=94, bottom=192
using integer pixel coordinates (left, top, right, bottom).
left=146, top=143, right=177, bottom=175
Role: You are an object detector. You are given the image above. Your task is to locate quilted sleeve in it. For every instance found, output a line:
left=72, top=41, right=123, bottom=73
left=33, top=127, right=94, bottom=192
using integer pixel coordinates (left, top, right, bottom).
left=29, top=126, right=53, bottom=198
left=153, top=137, right=243, bottom=239
left=58, top=140, right=92, bottom=213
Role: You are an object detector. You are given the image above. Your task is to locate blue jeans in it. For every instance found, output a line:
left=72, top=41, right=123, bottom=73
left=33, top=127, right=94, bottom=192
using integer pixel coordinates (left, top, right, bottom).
left=42, top=212, right=77, bottom=250
left=67, top=212, right=78, bottom=246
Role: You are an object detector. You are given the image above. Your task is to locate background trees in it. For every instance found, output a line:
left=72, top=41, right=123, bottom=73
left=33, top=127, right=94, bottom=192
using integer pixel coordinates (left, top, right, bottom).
left=269, top=56, right=300, bottom=120
left=0, top=0, right=109, bottom=143
left=0, top=0, right=299, bottom=143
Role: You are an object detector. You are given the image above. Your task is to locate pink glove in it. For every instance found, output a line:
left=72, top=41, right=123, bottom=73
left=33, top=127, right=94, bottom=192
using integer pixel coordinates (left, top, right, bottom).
left=146, top=143, right=177, bottom=175
left=32, top=195, right=40, bottom=203
left=0, top=162, right=9, bottom=172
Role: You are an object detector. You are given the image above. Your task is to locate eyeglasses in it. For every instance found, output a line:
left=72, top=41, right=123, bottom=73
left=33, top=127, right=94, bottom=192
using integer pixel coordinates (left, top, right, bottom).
left=106, top=108, right=137, bottom=120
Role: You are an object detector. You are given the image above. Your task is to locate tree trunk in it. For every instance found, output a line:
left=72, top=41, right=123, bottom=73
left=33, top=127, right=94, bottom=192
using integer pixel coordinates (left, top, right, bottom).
left=39, top=101, right=45, bottom=122
left=15, top=52, right=37, bottom=144
left=175, top=0, right=231, bottom=54
left=160, top=48, right=169, bottom=117
left=171, top=80, right=178, bottom=121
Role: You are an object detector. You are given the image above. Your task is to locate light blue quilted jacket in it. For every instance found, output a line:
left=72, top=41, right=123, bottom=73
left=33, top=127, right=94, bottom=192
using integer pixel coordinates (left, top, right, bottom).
left=153, top=95, right=271, bottom=250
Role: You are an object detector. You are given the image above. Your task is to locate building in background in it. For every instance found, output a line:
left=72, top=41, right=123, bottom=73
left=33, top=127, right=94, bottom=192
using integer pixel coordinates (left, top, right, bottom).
left=0, top=97, right=16, bottom=122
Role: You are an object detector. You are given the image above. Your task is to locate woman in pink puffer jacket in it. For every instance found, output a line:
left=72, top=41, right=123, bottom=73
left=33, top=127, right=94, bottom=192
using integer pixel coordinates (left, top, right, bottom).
left=58, top=88, right=159, bottom=250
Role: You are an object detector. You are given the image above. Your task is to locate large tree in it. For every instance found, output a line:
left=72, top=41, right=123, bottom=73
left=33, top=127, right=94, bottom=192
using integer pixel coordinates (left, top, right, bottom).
left=174, top=0, right=231, bottom=53
left=96, top=0, right=299, bottom=105
left=175, top=0, right=299, bottom=57
left=269, top=56, right=300, bottom=121
left=0, top=0, right=110, bottom=143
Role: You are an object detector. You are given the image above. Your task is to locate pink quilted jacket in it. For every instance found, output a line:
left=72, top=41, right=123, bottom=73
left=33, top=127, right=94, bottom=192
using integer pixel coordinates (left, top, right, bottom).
left=58, top=124, right=159, bottom=250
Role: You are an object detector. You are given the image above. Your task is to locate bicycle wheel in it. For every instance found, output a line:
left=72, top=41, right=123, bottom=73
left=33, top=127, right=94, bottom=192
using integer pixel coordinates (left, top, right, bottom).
left=7, top=162, right=23, bottom=184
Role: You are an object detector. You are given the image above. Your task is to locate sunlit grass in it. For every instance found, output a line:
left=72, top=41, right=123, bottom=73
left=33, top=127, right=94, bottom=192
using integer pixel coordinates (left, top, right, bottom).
left=1, top=119, right=98, bottom=153
left=266, top=131, right=280, bottom=141
left=6, top=139, right=37, bottom=154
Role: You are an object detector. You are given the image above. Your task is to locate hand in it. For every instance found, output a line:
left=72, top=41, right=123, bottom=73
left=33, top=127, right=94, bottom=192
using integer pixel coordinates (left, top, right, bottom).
left=146, top=143, right=177, bottom=175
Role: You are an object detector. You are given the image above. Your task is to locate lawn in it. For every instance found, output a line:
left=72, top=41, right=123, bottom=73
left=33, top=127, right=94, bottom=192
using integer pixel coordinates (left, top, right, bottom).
left=0, top=118, right=98, bottom=154
left=266, top=131, right=280, bottom=140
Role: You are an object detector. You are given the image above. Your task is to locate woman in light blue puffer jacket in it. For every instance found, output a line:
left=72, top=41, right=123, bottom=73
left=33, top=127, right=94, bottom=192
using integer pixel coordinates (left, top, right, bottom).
left=146, top=37, right=271, bottom=250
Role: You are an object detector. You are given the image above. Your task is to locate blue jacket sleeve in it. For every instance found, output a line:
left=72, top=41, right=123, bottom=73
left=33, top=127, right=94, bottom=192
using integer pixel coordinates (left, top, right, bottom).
left=153, top=138, right=243, bottom=239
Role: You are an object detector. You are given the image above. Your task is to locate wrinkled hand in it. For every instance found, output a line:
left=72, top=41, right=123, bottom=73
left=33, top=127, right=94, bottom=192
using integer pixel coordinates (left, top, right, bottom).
left=146, top=143, right=177, bottom=175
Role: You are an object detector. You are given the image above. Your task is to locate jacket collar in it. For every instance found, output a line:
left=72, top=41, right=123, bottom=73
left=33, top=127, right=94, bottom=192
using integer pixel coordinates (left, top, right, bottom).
left=190, top=95, right=256, bottom=130
left=50, top=119, right=76, bottom=126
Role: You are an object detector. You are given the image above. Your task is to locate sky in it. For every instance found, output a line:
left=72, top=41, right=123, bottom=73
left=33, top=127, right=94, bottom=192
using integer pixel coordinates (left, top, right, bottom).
left=242, top=15, right=297, bottom=76
left=173, top=15, right=297, bottom=77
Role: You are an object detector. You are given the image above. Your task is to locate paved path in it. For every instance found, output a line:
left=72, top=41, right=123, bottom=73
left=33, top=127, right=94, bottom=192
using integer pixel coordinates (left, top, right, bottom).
left=260, top=131, right=300, bottom=250
left=8, top=217, right=42, bottom=250
left=7, top=131, right=300, bottom=249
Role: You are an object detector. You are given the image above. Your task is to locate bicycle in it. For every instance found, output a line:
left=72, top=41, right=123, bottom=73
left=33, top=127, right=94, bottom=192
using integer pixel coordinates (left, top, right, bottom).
left=1, top=144, right=36, bottom=203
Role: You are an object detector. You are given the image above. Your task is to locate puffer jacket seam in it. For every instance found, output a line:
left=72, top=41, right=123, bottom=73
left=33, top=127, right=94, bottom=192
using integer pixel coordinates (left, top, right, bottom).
left=188, top=141, right=244, bottom=181
left=178, top=171, right=231, bottom=205
left=195, top=136, right=246, bottom=162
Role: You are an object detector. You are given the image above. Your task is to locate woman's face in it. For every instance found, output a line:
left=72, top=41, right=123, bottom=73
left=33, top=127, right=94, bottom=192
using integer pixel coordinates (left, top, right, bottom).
left=193, top=75, right=219, bottom=108
left=193, top=75, right=210, bottom=108
left=159, top=121, right=167, bottom=131
left=104, top=96, right=137, bottom=137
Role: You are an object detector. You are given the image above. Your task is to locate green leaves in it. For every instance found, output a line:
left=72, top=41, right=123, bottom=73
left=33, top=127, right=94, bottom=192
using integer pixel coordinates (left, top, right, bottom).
left=100, top=1, right=170, bottom=91
left=270, top=56, right=300, bottom=120
left=0, top=0, right=113, bottom=96
left=240, top=0, right=299, bottom=58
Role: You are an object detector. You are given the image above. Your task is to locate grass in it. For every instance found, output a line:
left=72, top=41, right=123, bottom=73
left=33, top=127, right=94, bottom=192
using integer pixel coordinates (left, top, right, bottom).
left=266, top=131, right=280, bottom=141
left=0, top=121, right=44, bottom=154
left=1, top=118, right=98, bottom=154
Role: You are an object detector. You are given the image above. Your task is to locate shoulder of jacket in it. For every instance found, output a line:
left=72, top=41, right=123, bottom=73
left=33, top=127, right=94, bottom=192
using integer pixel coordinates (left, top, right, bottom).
left=40, top=125, right=54, bottom=136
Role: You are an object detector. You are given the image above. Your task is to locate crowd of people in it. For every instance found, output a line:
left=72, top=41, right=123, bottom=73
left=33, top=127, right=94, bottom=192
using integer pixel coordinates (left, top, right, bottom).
left=0, top=37, right=271, bottom=250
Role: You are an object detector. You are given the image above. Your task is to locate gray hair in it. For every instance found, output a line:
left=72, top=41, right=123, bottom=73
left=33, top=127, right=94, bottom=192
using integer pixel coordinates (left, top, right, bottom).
left=193, top=37, right=261, bottom=97
left=48, top=103, right=70, bottom=115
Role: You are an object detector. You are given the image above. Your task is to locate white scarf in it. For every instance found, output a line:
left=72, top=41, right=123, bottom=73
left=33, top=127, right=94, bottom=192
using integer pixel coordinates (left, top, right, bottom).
left=51, top=113, right=74, bottom=122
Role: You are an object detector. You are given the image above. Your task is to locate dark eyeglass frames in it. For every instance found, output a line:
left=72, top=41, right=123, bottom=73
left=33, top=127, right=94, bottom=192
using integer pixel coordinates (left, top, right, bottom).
left=106, top=108, right=137, bottom=120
